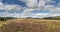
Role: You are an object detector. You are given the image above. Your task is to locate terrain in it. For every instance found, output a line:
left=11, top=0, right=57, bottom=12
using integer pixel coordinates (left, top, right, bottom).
left=0, top=18, right=60, bottom=32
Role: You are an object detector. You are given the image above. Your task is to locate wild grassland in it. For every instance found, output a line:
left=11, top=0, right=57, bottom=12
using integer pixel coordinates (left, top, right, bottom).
left=0, top=18, right=60, bottom=32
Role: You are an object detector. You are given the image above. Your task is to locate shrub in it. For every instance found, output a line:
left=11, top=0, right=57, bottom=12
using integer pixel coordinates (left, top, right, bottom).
left=0, top=18, right=7, bottom=21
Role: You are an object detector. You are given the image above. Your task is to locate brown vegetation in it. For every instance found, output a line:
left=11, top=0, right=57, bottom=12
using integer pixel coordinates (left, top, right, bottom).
left=0, top=19, right=60, bottom=32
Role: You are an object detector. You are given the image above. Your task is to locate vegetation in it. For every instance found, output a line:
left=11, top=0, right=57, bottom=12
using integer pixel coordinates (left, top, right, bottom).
left=0, top=17, right=16, bottom=21
left=0, top=19, right=60, bottom=32
left=43, top=17, right=60, bottom=20
left=0, top=17, right=7, bottom=21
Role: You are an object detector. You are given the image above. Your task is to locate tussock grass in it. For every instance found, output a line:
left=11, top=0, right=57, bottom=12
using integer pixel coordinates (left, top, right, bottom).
left=0, top=18, right=60, bottom=32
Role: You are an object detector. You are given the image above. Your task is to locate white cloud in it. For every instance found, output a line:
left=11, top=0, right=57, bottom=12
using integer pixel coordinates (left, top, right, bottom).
left=1, top=12, right=60, bottom=18
left=4, top=5, right=22, bottom=11
left=20, top=13, right=60, bottom=18
left=0, top=13, right=20, bottom=18
left=19, top=0, right=38, bottom=8
left=0, top=1, right=24, bottom=17
left=0, top=1, right=23, bottom=12
left=0, top=0, right=60, bottom=18
left=19, top=0, right=60, bottom=17
left=32, top=13, right=60, bottom=18
left=35, top=13, right=59, bottom=17
left=21, top=8, right=35, bottom=16
left=45, top=5, right=60, bottom=13
left=38, top=0, right=46, bottom=9
left=0, top=2, right=4, bottom=10
left=26, top=0, right=38, bottom=8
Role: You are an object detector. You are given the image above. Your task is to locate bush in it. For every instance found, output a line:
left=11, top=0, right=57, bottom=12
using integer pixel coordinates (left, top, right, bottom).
left=0, top=18, right=7, bottom=21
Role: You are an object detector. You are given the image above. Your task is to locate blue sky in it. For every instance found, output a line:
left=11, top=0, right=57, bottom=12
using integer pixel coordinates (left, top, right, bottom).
left=0, top=0, right=60, bottom=18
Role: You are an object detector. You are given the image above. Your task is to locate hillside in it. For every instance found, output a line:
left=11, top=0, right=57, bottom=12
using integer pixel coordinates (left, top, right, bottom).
left=43, top=16, right=60, bottom=20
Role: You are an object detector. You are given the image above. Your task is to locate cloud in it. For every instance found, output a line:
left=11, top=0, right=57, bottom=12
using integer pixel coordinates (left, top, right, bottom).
left=19, top=0, right=60, bottom=16
left=0, top=0, right=60, bottom=18
left=20, top=13, right=60, bottom=18
left=45, top=5, right=60, bottom=14
left=0, top=1, right=24, bottom=17
left=21, top=8, right=35, bottom=16
left=38, top=0, right=46, bottom=9
left=26, top=0, right=38, bottom=8
left=0, top=1, right=23, bottom=12
left=35, top=13, right=58, bottom=17
left=0, top=12, right=20, bottom=18
left=19, top=0, right=38, bottom=8
left=31, top=13, right=60, bottom=18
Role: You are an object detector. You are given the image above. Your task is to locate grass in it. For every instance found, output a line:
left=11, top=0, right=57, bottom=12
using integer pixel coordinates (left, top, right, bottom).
left=0, top=18, right=60, bottom=32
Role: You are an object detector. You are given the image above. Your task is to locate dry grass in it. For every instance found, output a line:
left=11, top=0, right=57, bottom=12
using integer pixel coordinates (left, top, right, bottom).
left=0, top=18, right=60, bottom=32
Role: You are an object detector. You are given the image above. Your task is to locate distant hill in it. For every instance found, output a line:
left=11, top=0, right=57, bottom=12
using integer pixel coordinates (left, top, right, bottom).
left=0, top=16, right=60, bottom=21
left=43, top=16, right=60, bottom=20
left=24, top=16, right=60, bottom=20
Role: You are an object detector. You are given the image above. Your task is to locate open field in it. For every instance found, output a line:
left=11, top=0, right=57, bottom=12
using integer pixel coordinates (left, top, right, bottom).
left=0, top=18, right=60, bottom=32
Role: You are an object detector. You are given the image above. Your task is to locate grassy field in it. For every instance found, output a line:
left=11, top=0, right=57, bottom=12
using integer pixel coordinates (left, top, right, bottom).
left=0, top=18, right=60, bottom=32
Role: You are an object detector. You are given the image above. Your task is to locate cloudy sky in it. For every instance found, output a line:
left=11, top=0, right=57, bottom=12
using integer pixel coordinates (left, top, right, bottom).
left=0, top=0, right=60, bottom=18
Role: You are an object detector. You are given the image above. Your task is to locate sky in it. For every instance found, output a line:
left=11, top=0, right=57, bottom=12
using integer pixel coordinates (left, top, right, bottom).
left=0, top=0, right=60, bottom=18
